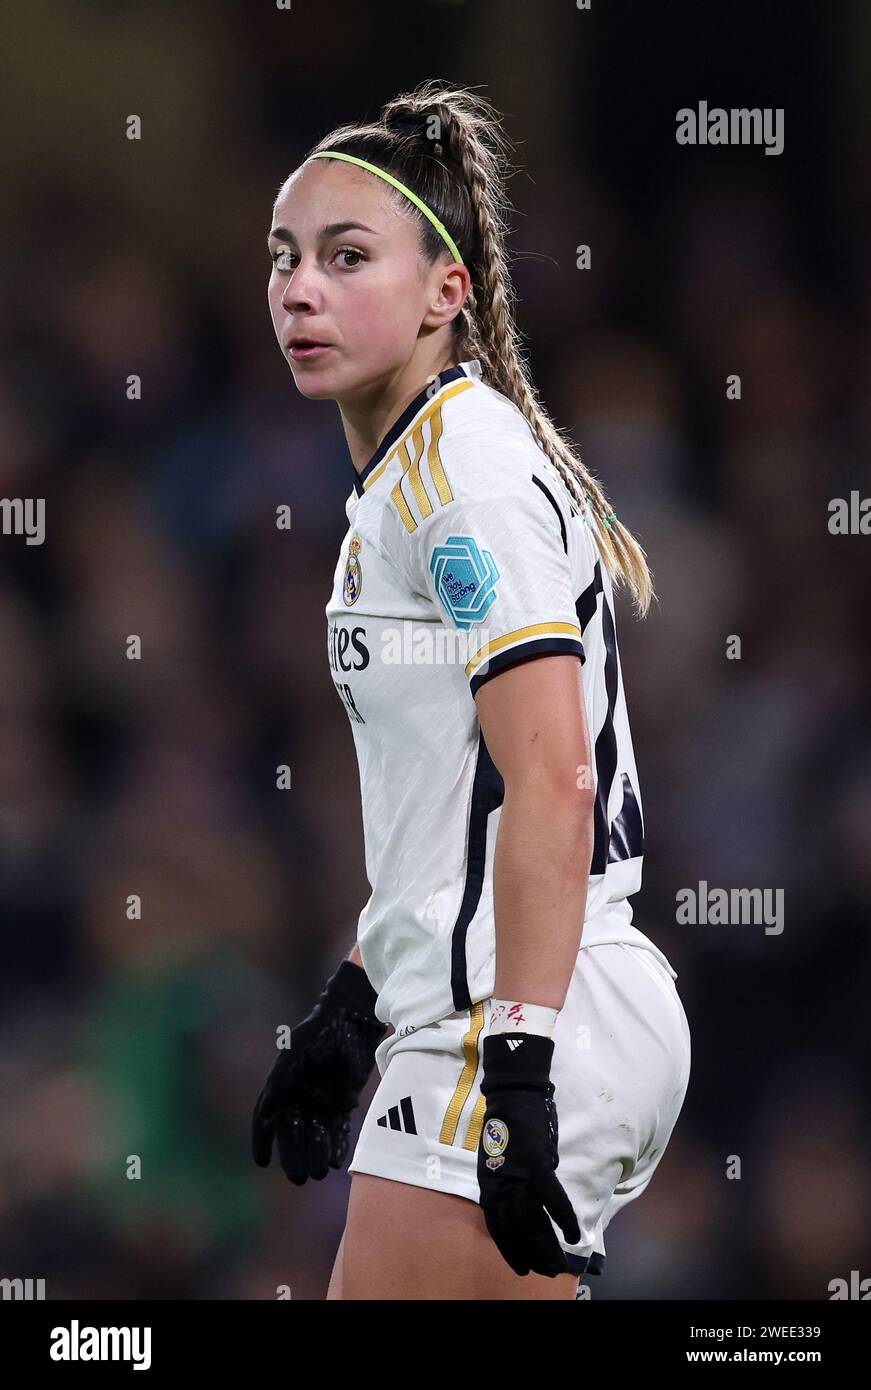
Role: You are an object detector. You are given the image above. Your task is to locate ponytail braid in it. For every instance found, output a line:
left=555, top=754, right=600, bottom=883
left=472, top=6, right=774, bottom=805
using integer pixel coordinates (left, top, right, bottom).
left=305, top=79, right=654, bottom=615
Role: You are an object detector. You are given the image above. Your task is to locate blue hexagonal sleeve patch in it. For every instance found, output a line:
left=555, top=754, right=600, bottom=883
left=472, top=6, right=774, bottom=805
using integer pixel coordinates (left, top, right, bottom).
left=429, top=534, right=500, bottom=629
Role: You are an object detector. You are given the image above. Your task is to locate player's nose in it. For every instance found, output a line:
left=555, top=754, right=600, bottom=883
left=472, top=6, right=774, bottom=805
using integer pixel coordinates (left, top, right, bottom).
left=281, top=258, right=322, bottom=313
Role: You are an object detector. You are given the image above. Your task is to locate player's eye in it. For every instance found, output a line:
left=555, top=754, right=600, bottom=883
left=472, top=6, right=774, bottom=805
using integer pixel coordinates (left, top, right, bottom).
left=270, top=246, right=366, bottom=271
left=334, top=246, right=365, bottom=268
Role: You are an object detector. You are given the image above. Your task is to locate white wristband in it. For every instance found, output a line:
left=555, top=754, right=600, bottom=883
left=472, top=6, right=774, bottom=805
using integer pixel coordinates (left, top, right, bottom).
left=487, top=998, right=559, bottom=1040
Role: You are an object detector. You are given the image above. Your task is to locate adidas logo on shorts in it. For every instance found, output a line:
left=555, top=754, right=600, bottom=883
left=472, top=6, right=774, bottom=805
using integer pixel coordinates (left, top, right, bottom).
left=376, top=1095, right=417, bottom=1134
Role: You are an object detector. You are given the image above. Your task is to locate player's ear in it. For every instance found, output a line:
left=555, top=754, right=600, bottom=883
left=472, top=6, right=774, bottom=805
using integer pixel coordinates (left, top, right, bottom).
left=443, top=262, right=471, bottom=315
left=426, top=261, right=469, bottom=328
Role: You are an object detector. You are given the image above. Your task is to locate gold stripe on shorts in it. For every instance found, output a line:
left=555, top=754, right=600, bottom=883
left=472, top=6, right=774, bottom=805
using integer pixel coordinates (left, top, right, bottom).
left=461, top=1092, right=487, bottom=1151
left=438, top=1001, right=485, bottom=1144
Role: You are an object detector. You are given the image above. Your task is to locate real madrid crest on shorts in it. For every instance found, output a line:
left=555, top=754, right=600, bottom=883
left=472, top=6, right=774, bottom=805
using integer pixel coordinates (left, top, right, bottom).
left=343, top=533, right=363, bottom=605
left=482, top=1116, right=509, bottom=1170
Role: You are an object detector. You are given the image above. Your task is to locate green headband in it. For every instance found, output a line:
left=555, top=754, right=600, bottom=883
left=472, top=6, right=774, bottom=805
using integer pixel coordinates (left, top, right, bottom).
left=307, top=149, right=464, bottom=266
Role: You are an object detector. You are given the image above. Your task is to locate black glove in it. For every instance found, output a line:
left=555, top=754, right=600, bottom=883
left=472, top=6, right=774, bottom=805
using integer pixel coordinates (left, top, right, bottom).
left=477, top=1031, right=581, bottom=1277
left=252, top=959, right=387, bottom=1184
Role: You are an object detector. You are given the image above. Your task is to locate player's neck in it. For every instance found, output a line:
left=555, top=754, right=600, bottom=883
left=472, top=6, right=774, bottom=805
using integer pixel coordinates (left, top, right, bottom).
left=339, top=349, right=461, bottom=479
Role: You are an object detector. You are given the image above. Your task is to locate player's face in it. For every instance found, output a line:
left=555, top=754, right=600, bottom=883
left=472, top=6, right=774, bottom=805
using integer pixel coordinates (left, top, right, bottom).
left=267, top=161, right=445, bottom=401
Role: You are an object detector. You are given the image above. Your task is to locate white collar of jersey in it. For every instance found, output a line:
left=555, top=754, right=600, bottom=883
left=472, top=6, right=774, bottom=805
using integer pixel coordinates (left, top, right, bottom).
left=351, top=359, right=481, bottom=496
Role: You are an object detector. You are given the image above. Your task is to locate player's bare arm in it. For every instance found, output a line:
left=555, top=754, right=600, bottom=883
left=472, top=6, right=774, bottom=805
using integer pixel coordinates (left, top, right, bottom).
left=474, top=652, right=595, bottom=1009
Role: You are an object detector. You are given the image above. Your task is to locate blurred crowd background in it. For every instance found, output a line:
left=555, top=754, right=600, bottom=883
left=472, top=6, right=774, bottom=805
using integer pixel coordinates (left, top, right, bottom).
left=1, top=0, right=869, bottom=1299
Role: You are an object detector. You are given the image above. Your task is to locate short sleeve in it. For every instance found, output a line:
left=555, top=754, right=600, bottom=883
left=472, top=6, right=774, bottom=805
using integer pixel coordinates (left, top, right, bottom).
left=396, top=469, right=585, bottom=697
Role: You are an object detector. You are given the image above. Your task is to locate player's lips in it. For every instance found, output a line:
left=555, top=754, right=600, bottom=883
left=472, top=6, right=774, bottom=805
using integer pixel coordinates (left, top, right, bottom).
left=287, top=337, right=334, bottom=360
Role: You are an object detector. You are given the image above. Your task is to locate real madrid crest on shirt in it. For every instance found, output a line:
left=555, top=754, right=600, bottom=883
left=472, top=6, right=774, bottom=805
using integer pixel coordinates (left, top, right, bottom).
left=342, top=533, right=363, bottom=605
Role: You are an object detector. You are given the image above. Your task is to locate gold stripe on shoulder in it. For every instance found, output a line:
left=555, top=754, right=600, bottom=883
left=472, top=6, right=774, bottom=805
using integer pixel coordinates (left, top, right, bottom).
left=371, top=377, right=474, bottom=529
left=406, top=423, right=434, bottom=522
left=427, top=401, right=454, bottom=506
left=390, top=435, right=431, bottom=531
left=389, top=471, right=417, bottom=532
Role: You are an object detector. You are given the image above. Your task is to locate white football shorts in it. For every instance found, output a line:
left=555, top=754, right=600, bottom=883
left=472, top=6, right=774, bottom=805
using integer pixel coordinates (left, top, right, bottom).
left=348, top=941, right=691, bottom=1277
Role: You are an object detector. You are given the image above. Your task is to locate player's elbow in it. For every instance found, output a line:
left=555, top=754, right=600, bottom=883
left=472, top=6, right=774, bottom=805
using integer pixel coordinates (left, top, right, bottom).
left=502, top=766, right=596, bottom=828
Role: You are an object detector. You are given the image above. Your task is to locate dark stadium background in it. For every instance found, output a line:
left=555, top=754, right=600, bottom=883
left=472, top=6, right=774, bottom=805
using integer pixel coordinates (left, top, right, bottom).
left=1, top=0, right=869, bottom=1299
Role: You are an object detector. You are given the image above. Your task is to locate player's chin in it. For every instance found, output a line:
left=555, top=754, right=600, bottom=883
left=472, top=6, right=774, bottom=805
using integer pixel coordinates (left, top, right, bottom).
left=288, top=362, right=341, bottom=399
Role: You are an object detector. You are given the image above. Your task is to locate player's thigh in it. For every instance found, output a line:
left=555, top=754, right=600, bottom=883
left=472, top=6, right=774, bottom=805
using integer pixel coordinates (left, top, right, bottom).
left=340, top=1173, right=580, bottom=1301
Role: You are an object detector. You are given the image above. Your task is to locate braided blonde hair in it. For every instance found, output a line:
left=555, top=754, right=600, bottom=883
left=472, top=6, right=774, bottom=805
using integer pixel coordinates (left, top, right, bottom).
left=306, top=79, right=653, bottom=616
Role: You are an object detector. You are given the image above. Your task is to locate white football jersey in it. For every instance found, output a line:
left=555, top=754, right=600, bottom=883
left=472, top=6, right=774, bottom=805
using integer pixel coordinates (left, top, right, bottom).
left=325, top=359, right=675, bottom=1034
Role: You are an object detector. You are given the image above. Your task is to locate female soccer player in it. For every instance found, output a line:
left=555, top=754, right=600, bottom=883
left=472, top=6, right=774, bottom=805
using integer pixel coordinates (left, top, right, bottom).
left=252, top=81, right=691, bottom=1302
